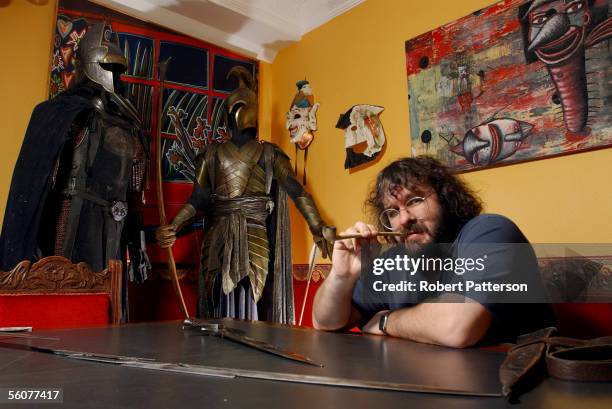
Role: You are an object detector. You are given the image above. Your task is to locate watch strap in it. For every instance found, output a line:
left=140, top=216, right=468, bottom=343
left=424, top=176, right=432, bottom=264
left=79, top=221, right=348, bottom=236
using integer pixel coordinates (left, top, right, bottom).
left=379, top=310, right=392, bottom=335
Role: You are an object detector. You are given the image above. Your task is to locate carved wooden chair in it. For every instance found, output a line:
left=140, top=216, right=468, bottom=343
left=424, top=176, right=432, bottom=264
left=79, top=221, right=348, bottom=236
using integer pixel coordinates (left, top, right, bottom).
left=0, top=256, right=121, bottom=329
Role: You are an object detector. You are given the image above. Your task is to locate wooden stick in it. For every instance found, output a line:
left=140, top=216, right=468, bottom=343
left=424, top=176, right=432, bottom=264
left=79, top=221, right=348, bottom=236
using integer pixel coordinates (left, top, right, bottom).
left=298, top=244, right=318, bottom=327
left=156, top=58, right=189, bottom=320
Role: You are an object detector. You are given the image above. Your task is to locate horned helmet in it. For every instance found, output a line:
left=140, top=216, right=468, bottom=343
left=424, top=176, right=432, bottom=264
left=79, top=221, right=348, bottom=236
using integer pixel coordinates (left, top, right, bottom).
left=224, top=66, right=258, bottom=131
left=77, top=22, right=128, bottom=94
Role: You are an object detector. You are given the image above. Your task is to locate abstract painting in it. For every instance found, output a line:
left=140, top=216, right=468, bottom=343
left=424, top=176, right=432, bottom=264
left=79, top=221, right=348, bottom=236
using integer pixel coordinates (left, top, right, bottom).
left=405, top=0, right=612, bottom=171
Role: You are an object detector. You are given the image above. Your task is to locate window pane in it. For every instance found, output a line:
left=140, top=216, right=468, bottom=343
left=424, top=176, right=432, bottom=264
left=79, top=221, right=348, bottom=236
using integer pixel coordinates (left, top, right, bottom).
left=118, top=33, right=154, bottom=79
left=212, top=55, right=255, bottom=93
left=125, top=83, right=153, bottom=131
left=159, top=42, right=208, bottom=88
left=160, top=89, right=209, bottom=182
left=161, top=89, right=208, bottom=136
left=210, top=97, right=228, bottom=142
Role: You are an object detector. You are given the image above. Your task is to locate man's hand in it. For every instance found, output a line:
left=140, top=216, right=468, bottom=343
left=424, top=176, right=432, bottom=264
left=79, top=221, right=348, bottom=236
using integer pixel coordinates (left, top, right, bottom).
left=362, top=309, right=389, bottom=335
left=155, top=224, right=177, bottom=248
left=311, top=221, right=377, bottom=331
left=331, top=222, right=379, bottom=281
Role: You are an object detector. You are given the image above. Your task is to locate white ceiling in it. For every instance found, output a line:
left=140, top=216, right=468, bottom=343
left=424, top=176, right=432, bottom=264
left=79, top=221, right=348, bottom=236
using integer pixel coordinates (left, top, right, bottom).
left=90, top=0, right=365, bottom=62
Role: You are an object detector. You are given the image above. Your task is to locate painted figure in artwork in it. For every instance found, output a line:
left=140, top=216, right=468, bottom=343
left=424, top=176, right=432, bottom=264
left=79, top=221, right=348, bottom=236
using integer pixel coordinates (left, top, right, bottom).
left=451, top=118, right=534, bottom=166
left=525, top=0, right=612, bottom=134
left=406, top=0, right=611, bottom=171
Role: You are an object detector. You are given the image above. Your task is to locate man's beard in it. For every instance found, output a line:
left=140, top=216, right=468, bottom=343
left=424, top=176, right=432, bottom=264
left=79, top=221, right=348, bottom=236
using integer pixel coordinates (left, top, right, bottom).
left=396, top=211, right=454, bottom=247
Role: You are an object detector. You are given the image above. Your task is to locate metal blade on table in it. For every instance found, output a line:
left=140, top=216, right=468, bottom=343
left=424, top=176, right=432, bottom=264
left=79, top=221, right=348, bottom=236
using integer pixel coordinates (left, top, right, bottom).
left=183, top=319, right=322, bottom=367
left=221, top=330, right=323, bottom=367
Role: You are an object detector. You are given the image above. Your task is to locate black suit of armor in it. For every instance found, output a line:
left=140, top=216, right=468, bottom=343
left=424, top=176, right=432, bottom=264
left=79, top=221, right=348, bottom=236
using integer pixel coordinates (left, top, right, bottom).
left=1, top=23, right=148, bottom=282
left=0, top=81, right=147, bottom=274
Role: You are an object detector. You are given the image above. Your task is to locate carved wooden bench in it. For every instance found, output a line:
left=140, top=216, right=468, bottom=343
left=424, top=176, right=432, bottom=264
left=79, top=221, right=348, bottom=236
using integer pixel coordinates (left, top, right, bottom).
left=0, top=256, right=121, bottom=329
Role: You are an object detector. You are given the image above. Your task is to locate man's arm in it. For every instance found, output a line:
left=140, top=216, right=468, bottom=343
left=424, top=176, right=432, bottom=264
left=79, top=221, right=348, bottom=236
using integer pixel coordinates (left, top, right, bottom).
left=312, top=222, right=378, bottom=330
left=362, top=297, right=492, bottom=348
left=312, top=220, right=494, bottom=346
left=377, top=214, right=529, bottom=346
left=312, top=272, right=364, bottom=331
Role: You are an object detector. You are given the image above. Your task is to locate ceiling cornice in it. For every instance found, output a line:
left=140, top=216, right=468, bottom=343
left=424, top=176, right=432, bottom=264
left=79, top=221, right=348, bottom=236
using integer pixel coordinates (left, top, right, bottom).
left=89, top=0, right=365, bottom=62
left=300, top=0, right=364, bottom=35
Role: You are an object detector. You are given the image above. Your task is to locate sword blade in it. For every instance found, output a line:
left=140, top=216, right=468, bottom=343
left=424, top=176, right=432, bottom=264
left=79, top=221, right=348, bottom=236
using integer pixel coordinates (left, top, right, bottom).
left=221, top=330, right=323, bottom=367
left=184, top=320, right=322, bottom=367
left=0, top=340, right=501, bottom=397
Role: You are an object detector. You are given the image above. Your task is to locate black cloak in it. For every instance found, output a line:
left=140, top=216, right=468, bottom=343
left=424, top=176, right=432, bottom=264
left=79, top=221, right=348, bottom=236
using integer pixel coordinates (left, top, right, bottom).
left=0, top=88, right=93, bottom=270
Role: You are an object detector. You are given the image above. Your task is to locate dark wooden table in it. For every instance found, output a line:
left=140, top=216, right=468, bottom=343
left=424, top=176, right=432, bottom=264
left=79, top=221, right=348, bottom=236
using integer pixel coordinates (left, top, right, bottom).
left=0, top=320, right=610, bottom=408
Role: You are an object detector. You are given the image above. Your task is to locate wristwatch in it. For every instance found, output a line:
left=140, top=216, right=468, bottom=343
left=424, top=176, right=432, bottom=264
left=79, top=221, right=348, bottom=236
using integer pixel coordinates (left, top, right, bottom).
left=378, top=310, right=393, bottom=335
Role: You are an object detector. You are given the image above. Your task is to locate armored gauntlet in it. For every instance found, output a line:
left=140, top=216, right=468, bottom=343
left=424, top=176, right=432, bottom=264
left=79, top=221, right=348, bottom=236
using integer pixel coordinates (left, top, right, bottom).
left=155, top=204, right=196, bottom=248
left=294, top=194, right=334, bottom=260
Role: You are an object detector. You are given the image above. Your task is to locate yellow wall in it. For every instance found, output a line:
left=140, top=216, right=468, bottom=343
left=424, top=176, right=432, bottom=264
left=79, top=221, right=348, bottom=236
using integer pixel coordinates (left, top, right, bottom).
left=266, top=0, right=612, bottom=262
left=1, top=0, right=611, bottom=264
left=0, top=0, right=57, bottom=225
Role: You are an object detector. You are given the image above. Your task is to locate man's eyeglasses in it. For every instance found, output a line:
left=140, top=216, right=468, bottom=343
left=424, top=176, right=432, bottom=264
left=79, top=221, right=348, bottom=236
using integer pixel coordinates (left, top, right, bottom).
left=379, top=196, right=428, bottom=230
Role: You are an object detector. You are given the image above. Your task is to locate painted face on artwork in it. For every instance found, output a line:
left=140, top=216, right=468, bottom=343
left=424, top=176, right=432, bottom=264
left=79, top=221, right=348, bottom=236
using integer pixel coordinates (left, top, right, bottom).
left=457, top=118, right=533, bottom=166
left=344, top=105, right=386, bottom=157
left=527, top=0, right=590, bottom=64
left=286, top=106, right=316, bottom=142
left=299, top=83, right=313, bottom=96
left=381, top=185, right=443, bottom=245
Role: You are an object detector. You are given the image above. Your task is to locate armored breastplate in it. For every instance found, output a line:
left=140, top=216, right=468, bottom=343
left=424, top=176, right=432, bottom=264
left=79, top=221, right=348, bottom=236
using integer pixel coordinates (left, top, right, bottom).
left=66, top=112, right=142, bottom=201
left=87, top=117, right=136, bottom=202
left=60, top=111, right=144, bottom=266
left=213, top=140, right=266, bottom=198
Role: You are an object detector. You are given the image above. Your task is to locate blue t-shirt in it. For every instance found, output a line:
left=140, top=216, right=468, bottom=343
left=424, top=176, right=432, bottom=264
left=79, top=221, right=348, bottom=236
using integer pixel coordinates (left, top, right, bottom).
left=351, top=214, right=556, bottom=343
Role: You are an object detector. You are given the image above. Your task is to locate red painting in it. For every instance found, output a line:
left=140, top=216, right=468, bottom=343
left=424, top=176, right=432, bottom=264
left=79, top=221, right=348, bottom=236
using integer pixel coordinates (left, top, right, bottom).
left=406, top=0, right=612, bottom=171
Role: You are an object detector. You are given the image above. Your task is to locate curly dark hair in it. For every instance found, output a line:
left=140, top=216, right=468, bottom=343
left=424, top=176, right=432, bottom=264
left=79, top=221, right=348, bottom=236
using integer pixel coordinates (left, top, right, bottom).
left=366, top=156, right=483, bottom=241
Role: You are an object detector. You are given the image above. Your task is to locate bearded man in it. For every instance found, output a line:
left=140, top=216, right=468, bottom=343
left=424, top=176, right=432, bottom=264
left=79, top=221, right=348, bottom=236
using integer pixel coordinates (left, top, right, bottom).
left=313, top=156, right=555, bottom=347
